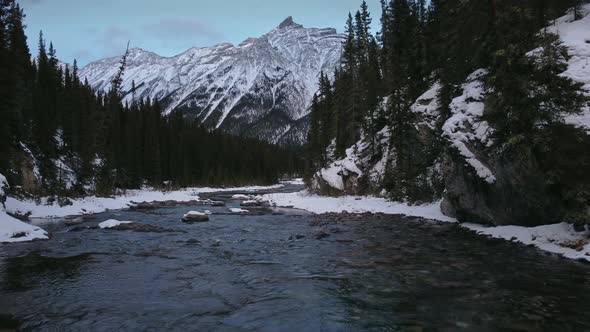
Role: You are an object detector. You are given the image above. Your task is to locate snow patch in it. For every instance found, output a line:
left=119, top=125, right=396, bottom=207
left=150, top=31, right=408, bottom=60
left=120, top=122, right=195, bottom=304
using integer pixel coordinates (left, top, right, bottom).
left=412, top=83, right=442, bottom=130
left=549, top=4, right=590, bottom=132
left=464, top=222, right=590, bottom=262
left=280, top=178, right=304, bottom=185
left=314, top=143, right=364, bottom=191
left=229, top=208, right=249, bottom=213
left=262, top=190, right=456, bottom=222
left=99, top=219, right=134, bottom=229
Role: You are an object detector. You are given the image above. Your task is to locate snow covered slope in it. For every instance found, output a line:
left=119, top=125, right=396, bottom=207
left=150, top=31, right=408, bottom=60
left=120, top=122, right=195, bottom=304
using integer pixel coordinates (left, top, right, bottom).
left=80, top=17, right=343, bottom=144
left=549, top=4, right=590, bottom=132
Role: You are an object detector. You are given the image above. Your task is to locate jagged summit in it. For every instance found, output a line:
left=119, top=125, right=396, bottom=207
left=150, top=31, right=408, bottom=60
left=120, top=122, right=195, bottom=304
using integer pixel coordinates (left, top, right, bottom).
left=277, top=16, right=303, bottom=29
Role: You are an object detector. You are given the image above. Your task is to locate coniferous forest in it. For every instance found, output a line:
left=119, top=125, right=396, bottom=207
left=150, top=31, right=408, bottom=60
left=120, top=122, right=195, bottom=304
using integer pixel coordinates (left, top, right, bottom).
left=0, top=1, right=302, bottom=198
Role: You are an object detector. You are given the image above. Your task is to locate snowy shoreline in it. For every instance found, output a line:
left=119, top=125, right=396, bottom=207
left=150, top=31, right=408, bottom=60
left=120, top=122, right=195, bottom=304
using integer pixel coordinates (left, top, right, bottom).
left=2, top=183, right=589, bottom=263
left=4, top=184, right=284, bottom=219
left=261, top=190, right=590, bottom=262
left=0, top=184, right=283, bottom=243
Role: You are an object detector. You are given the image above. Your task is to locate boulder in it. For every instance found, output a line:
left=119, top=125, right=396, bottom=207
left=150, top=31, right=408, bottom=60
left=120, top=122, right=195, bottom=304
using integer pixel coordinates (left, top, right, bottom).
left=182, top=211, right=210, bottom=223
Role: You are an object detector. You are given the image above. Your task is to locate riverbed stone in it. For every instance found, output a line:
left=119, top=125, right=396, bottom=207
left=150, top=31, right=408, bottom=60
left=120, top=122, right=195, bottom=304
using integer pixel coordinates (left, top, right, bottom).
left=182, top=213, right=210, bottom=223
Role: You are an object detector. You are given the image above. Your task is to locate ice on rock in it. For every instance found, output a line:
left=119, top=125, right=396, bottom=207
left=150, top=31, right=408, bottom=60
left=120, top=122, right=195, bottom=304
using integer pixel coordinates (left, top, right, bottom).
left=99, top=219, right=134, bottom=229
left=229, top=208, right=249, bottom=213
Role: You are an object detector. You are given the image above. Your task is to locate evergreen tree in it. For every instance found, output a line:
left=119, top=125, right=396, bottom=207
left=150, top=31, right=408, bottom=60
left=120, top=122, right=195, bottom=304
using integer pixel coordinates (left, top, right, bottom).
left=0, top=1, right=14, bottom=173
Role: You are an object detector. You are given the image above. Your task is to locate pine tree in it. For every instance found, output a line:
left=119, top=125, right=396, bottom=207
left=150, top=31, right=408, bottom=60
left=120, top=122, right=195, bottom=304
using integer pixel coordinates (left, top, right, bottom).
left=318, top=72, right=334, bottom=159
left=306, top=93, right=322, bottom=179
left=2, top=1, right=32, bottom=156
left=0, top=1, right=14, bottom=173
left=487, top=30, right=589, bottom=141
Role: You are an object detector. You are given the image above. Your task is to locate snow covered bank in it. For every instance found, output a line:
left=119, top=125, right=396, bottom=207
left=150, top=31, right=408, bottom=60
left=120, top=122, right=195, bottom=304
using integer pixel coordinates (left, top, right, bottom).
left=5, top=184, right=283, bottom=219
left=0, top=173, right=48, bottom=243
left=263, top=190, right=590, bottom=262
left=0, top=211, right=49, bottom=243
left=261, top=190, right=456, bottom=222
left=464, top=223, right=590, bottom=262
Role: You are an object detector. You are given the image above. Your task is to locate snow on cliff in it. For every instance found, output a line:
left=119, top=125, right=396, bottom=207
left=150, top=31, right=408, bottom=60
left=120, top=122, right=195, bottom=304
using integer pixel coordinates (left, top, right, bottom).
left=442, top=69, right=496, bottom=184
left=0, top=173, right=7, bottom=199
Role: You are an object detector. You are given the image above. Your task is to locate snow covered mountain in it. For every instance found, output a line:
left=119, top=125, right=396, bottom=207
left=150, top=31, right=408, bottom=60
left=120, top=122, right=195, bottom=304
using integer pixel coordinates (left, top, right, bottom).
left=80, top=17, right=344, bottom=144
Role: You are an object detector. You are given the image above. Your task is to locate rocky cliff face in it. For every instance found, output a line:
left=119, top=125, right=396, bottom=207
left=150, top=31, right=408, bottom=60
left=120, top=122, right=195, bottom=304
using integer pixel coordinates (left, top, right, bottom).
left=80, top=17, right=344, bottom=145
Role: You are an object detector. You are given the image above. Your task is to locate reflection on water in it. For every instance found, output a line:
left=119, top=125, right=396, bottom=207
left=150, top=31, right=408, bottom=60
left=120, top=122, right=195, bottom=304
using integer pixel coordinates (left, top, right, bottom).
left=0, top=187, right=589, bottom=331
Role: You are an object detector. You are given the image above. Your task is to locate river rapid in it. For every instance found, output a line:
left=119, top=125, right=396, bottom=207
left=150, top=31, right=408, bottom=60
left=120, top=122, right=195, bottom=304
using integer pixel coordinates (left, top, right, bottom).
left=1, top=186, right=589, bottom=331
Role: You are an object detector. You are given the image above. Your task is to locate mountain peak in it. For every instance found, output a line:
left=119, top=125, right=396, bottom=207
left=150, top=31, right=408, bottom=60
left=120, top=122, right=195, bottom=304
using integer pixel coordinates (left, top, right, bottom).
left=278, top=16, right=302, bottom=29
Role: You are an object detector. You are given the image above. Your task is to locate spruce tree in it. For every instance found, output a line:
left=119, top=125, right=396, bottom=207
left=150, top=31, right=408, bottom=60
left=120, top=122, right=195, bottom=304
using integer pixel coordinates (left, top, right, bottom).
left=0, top=1, right=14, bottom=174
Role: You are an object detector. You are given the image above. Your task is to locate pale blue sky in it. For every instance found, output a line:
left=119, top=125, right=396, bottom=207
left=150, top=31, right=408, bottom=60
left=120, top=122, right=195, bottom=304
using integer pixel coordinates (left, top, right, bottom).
left=18, top=0, right=381, bottom=65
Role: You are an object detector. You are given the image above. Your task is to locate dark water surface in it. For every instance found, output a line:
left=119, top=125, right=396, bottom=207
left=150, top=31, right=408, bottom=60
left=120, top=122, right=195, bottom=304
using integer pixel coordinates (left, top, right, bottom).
left=1, top=187, right=590, bottom=331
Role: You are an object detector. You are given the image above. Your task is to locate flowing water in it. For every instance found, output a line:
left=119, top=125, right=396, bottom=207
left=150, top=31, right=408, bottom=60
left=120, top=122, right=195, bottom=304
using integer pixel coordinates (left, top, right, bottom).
left=1, top=186, right=590, bottom=331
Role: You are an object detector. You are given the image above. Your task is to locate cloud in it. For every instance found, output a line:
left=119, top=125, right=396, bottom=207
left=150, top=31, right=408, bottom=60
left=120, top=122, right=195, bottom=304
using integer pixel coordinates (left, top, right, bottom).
left=87, top=19, right=225, bottom=60
left=95, top=25, right=135, bottom=57
left=142, top=18, right=224, bottom=42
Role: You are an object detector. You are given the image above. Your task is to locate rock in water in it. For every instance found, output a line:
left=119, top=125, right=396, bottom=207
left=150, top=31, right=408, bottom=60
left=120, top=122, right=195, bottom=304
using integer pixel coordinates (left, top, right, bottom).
left=182, top=211, right=210, bottom=223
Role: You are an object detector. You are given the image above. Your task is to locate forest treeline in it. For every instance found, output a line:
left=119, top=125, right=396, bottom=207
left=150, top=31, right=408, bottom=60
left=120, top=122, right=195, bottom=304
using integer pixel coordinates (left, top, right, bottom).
left=0, top=0, right=302, bottom=197
left=305, top=0, right=590, bottom=202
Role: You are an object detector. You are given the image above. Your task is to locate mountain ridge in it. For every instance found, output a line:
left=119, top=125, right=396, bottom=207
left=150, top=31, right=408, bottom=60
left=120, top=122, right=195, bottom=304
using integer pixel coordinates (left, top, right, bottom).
left=80, top=17, right=344, bottom=144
